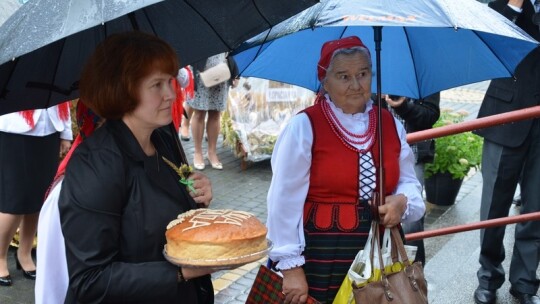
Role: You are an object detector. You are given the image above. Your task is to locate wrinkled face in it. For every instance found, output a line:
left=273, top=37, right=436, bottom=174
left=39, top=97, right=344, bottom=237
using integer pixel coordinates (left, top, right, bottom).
left=128, top=70, right=176, bottom=129
left=322, top=52, right=372, bottom=114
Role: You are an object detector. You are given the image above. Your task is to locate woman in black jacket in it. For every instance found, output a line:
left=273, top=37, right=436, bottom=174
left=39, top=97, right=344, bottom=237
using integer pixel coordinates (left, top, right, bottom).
left=58, top=32, right=215, bottom=303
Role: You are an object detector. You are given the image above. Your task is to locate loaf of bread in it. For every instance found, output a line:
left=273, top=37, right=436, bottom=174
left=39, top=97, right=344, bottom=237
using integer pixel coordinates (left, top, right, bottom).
left=165, top=209, right=268, bottom=264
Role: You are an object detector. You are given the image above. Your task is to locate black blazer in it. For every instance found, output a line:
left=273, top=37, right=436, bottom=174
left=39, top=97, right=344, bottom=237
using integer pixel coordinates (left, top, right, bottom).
left=59, top=121, right=213, bottom=303
left=474, top=0, right=540, bottom=147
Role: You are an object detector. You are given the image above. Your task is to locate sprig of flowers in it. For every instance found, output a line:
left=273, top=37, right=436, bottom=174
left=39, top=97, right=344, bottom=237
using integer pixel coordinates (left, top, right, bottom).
left=162, top=156, right=196, bottom=194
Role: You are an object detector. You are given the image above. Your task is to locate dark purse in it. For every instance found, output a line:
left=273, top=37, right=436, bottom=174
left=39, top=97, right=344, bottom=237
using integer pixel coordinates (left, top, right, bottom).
left=246, top=265, right=320, bottom=304
left=352, top=226, right=428, bottom=304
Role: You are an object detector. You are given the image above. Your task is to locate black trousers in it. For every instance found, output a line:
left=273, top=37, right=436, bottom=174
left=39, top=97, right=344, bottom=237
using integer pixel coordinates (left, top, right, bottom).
left=477, top=119, right=540, bottom=295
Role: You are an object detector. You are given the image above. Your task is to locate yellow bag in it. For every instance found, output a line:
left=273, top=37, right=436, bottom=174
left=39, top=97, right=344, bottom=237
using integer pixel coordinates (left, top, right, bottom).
left=333, top=222, right=382, bottom=304
left=334, top=275, right=356, bottom=304
left=333, top=222, right=410, bottom=304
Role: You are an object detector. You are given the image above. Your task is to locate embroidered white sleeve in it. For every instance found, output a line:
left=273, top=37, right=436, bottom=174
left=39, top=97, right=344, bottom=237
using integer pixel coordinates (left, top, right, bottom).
left=266, top=114, right=312, bottom=267
left=276, top=256, right=306, bottom=271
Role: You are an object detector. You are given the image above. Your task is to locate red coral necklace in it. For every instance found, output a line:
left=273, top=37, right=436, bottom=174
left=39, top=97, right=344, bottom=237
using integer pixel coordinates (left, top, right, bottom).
left=321, top=99, right=376, bottom=153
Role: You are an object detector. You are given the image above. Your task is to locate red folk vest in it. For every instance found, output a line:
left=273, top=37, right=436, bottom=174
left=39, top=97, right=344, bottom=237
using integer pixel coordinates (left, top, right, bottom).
left=302, top=102, right=401, bottom=231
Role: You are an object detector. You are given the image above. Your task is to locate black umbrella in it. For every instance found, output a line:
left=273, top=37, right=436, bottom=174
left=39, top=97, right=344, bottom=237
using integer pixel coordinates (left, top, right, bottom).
left=0, top=0, right=318, bottom=115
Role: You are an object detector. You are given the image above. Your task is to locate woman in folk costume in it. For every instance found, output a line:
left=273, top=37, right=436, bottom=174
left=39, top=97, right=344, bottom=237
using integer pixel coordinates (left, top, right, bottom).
left=0, top=103, right=72, bottom=287
left=266, top=36, right=425, bottom=303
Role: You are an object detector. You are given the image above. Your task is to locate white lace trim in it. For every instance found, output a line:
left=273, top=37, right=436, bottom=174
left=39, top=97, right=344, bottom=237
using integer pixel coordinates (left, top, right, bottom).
left=275, top=255, right=306, bottom=271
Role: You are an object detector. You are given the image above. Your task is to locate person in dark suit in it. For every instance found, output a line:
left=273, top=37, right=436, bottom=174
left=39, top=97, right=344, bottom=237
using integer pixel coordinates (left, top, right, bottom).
left=473, top=1, right=540, bottom=304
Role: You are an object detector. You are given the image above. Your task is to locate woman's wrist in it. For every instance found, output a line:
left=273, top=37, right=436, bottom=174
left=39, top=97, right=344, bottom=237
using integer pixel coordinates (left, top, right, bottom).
left=398, top=193, right=409, bottom=219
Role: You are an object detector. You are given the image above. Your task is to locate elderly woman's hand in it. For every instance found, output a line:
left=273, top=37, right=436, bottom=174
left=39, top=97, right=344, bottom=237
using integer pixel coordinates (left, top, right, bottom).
left=378, top=194, right=408, bottom=228
left=281, top=267, right=309, bottom=304
left=189, top=172, right=213, bottom=207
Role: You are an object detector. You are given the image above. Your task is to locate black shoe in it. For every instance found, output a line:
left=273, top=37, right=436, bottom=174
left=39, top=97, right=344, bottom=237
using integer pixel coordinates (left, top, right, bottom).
left=14, top=252, right=36, bottom=280
left=510, top=288, right=540, bottom=304
left=180, top=135, right=191, bottom=141
left=474, top=286, right=497, bottom=304
left=0, top=275, right=12, bottom=286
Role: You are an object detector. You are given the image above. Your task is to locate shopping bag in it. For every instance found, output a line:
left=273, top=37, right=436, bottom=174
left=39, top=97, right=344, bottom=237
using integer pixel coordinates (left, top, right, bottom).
left=352, top=226, right=428, bottom=304
left=199, top=62, right=231, bottom=87
left=333, top=273, right=356, bottom=304
left=246, top=265, right=320, bottom=304
left=333, top=222, right=392, bottom=304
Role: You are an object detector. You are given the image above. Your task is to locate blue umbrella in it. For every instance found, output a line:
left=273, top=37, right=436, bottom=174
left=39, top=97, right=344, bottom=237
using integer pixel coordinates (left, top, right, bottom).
left=233, top=0, right=539, bottom=99
left=232, top=0, right=539, bottom=215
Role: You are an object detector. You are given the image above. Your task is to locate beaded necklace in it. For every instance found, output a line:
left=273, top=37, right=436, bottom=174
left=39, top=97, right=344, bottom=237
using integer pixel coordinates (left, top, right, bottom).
left=321, top=99, right=377, bottom=153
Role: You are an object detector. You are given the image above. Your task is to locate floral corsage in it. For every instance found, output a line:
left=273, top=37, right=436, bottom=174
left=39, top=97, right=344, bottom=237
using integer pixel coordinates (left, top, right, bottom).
left=162, top=156, right=196, bottom=194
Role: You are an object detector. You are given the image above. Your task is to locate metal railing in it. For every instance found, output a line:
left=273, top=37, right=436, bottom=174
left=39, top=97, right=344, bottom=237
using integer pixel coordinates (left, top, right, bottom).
left=404, top=105, right=540, bottom=241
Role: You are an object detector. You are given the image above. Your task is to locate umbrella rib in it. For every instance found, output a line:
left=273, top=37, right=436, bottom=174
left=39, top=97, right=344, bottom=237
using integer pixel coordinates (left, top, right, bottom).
left=238, top=30, right=273, bottom=77
left=0, top=58, right=18, bottom=99
left=25, top=38, right=79, bottom=98
left=251, top=1, right=272, bottom=28
left=239, top=0, right=274, bottom=74
left=472, top=31, right=515, bottom=77
left=44, top=38, right=68, bottom=109
left=183, top=1, right=232, bottom=50
left=402, top=27, right=422, bottom=98
left=338, top=26, right=348, bottom=39
left=128, top=12, right=140, bottom=31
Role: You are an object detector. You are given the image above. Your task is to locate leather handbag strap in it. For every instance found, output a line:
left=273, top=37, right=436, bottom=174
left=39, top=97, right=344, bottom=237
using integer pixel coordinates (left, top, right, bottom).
left=390, top=227, right=412, bottom=266
left=368, top=221, right=388, bottom=279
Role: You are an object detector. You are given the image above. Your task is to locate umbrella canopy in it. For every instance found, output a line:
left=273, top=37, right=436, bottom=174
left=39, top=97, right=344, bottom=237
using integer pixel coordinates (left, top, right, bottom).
left=0, top=0, right=20, bottom=26
left=233, top=0, right=539, bottom=99
left=0, top=0, right=318, bottom=115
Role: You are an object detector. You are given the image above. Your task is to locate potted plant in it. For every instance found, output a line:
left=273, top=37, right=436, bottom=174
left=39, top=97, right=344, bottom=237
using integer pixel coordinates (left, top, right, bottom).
left=424, top=108, right=483, bottom=205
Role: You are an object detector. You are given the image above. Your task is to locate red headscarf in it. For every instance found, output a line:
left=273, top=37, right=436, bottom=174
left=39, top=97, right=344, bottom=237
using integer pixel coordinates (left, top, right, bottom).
left=315, top=36, right=370, bottom=103
left=317, top=36, right=370, bottom=82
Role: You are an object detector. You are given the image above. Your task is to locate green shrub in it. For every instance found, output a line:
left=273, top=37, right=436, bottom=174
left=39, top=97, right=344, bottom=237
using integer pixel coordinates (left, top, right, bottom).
left=424, top=108, right=483, bottom=180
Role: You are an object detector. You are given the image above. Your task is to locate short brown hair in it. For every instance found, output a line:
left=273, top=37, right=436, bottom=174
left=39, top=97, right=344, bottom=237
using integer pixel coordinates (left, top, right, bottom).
left=79, top=31, right=179, bottom=119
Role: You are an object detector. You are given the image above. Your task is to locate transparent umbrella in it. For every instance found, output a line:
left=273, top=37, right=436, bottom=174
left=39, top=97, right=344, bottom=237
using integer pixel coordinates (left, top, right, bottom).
left=0, top=0, right=318, bottom=115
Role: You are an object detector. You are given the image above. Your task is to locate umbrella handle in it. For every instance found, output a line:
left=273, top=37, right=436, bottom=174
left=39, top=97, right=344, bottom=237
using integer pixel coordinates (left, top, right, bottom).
left=371, top=191, right=381, bottom=222
left=373, top=26, right=386, bottom=214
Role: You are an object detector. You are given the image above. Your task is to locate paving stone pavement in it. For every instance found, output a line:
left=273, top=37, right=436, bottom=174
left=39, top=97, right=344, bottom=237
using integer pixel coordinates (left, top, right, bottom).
left=5, top=80, right=530, bottom=304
